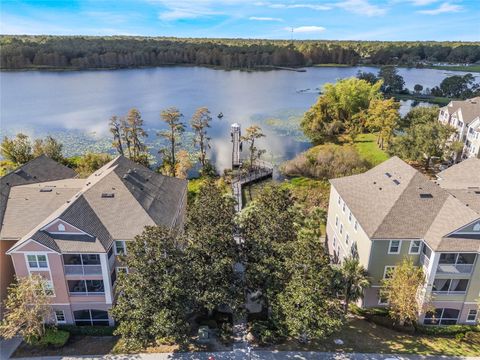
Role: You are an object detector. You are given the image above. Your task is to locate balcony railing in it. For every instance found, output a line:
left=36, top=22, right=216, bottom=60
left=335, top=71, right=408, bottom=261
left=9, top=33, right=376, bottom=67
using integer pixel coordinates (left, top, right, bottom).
left=420, top=253, right=430, bottom=269
left=64, top=265, right=102, bottom=275
left=432, top=290, right=467, bottom=296
left=436, top=263, right=474, bottom=275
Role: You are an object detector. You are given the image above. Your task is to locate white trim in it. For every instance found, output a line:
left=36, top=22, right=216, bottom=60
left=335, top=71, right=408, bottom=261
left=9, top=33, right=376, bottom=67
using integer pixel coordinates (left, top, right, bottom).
left=114, top=240, right=127, bottom=255
left=466, top=309, right=478, bottom=323
left=388, top=240, right=401, bottom=254
left=409, top=240, right=422, bottom=255
left=25, top=253, right=50, bottom=271
left=116, top=266, right=129, bottom=276
left=54, top=310, right=66, bottom=324
left=40, top=218, right=88, bottom=235
left=7, top=239, right=58, bottom=255
left=100, top=253, right=113, bottom=304
left=383, top=266, right=396, bottom=279
left=44, top=280, right=55, bottom=297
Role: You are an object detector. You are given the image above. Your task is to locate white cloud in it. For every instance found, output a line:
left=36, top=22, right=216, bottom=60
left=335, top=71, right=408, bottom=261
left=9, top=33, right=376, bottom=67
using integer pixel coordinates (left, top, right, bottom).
left=417, top=2, right=463, bottom=14
left=335, top=0, right=387, bottom=16
left=408, top=0, right=439, bottom=5
left=151, top=0, right=242, bottom=21
left=269, top=3, right=331, bottom=10
left=286, top=25, right=326, bottom=33
left=249, top=16, right=283, bottom=21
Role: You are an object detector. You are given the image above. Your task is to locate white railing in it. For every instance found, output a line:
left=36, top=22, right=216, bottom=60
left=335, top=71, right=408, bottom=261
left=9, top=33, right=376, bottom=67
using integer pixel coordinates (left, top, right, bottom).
left=432, top=290, right=467, bottom=296
left=420, top=253, right=430, bottom=270
left=64, top=265, right=102, bottom=275
left=436, top=263, right=474, bottom=275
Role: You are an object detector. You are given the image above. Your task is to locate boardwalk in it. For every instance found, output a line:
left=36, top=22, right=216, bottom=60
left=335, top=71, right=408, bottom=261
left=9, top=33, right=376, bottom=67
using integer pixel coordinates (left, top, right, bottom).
left=230, top=160, right=273, bottom=358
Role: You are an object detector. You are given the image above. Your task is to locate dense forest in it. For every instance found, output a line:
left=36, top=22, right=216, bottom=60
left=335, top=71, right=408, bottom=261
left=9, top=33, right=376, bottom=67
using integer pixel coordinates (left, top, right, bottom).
left=1, top=35, right=480, bottom=70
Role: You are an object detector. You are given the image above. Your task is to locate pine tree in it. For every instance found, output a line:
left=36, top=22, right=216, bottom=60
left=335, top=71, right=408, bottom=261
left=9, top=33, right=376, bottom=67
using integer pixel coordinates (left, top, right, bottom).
left=158, top=107, right=185, bottom=177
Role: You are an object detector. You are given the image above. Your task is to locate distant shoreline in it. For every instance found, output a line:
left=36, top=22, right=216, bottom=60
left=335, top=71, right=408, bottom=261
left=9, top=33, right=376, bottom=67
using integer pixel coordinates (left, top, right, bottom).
left=1, top=63, right=479, bottom=73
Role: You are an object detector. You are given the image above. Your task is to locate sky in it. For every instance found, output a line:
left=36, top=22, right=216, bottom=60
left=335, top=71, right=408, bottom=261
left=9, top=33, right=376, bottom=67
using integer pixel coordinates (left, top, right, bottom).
left=0, top=0, right=479, bottom=41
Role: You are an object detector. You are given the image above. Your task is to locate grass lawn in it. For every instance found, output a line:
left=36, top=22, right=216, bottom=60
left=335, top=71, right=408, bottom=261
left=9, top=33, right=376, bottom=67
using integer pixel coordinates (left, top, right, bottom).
left=429, top=64, right=480, bottom=73
left=265, top=317, right=480, bottom=356
left=352, top=133, right=390, bottom=166
left=392, top=93, right=451, bottom=106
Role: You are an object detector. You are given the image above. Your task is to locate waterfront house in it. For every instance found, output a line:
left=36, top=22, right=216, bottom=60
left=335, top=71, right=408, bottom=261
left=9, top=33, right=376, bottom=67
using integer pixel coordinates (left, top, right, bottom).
left=4, top=156, right=187, bottom=325
left=326, top=156, right=479, bottom=325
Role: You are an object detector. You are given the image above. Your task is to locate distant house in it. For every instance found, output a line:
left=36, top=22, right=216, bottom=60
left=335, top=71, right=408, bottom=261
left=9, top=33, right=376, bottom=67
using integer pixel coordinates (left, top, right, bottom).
left=438, top=97, right=480, bottom=160
left=3, top=156, right=187, bottom=326
left=326, top=156, right=479, bottom=325
left=0, top=155, right=76, bottom=318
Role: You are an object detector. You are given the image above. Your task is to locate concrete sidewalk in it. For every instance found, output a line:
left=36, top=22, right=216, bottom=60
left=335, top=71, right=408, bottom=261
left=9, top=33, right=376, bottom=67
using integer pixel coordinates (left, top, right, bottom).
left=9, top=352, right=480, bottom=360
left=0, top=337, right=22, bottom=360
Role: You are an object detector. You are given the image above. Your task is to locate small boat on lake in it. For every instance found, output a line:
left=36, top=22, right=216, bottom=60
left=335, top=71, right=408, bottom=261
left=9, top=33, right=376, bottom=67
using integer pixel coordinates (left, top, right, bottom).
left=218, top=112, right=224, bottom=119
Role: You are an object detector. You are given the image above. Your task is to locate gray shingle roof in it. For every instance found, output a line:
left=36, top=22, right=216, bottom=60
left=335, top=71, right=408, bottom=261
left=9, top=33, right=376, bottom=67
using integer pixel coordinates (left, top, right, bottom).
left=441, top=97, right=480, bottom=126
left=436, top=158, right=480, bottom=213
left=331, top=156, right=480, bottom=251
left=1, top=155, right=76, bottom=229
left=7, top=156, right=187, bottom=254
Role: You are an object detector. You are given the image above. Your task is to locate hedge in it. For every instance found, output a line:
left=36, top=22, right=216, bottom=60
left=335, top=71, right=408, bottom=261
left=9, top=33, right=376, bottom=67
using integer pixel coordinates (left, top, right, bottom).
left=416, top=324, right=480, bottom=336
left=31, top=328, right=70, bottom=348
left=57, top=325, right=116, bottom=336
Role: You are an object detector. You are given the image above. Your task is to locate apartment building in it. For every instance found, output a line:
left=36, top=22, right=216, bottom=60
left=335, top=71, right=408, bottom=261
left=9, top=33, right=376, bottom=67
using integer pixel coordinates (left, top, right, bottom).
left=3, top=156, right=187, bottom=326
left=326, top=156, right=480, bottom=325
left=0, top=155, right=76, bottom=318
left=438, top=97, right=480, bottom=159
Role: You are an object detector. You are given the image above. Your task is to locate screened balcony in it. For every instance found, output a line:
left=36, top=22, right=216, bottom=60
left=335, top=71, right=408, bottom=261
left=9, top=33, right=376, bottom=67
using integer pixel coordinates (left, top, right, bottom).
left=63, top=254, right=102, bottom=275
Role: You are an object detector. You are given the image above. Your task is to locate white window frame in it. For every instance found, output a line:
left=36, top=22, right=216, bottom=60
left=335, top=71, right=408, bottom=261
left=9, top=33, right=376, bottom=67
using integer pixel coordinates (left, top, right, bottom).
left=54, top=310, right=66, bottom=324
left=378, top=294, right=389, bottom=305
left=383, top=266, right=396, bottom=279
left=466, top=309, right=478, bottom=323
left=116, top=266, right=129, bottom=276
left=44, top=280, right=55, bottom=297
left=388, top=240, right=401, bottom=254
left=25, top=253, right=49, bottom=270
left=409, top=240, right=422, bottom=255
left=114, top=240, right=127, bottom=255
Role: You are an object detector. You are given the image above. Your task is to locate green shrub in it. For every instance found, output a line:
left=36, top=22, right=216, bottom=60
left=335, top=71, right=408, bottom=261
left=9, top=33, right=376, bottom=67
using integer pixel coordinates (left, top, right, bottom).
left=57, top=325, right=116, bottom=336
left=32, top=328, right=70, bottom=348
left=250, top=320, right=283, bottom=345
left=218, top=322, right=233, bottom=345
left=416, top=324, right=480, bottom=336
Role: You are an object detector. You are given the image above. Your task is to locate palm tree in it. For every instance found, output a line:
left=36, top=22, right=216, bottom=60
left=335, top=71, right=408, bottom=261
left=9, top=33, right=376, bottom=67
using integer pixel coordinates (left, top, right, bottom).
left=335, top=256, right=370, bottom=314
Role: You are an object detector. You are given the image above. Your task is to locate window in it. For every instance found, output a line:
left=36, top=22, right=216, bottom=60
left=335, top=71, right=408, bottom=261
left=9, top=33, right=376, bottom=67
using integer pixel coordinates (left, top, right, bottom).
left=333, top=236, right=337, bottom=248
left=55, top=310, right=66, bottom=324
left=63, top=254, right=101, bottom=265
left=337, top=195, right=341, bottom=206
left=388, top=240, right=401, bottom=254
left=44, top=281, right=55, bottom=296
left=432, top=279, right=469, bottom=294
left=409, top=240, right=421, bottom=254
left=348, top=211, right=352, bottom=223
left=354, top=220, right=358, bottom=231
left=108, top=246, right=114, bottom=259
left=378, top=294, right=389, bottom=305
left=335, top=216, right=339, bottom=228
left=26, top=254, right=48, bottom=269
left=342, top=202, right=346, bottom=213
left=345, top=233, right=350, bottom=245
left=68, top=280, right=104, bottom=295
left=116, top=267, right=129, bottom=275
left=340, top=224, right=343, bottom=235
left=424, top=308, right=459, bottom=325
left=115, top=240, right=126, bottom=255
left=73, top=309, right=109, bottom=326
left=383, top=266, right=396, bottom=279
left=467, top=310, right=478, bottom=323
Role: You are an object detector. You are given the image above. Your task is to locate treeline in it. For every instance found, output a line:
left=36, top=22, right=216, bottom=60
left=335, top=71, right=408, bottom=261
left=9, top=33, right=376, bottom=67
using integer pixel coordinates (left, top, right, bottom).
left=1, top=35, right=479, bottom=70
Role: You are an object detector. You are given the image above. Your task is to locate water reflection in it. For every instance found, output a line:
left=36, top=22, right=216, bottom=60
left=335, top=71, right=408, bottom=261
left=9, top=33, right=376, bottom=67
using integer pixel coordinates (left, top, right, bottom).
left=1, top=66, right=474, bottom=171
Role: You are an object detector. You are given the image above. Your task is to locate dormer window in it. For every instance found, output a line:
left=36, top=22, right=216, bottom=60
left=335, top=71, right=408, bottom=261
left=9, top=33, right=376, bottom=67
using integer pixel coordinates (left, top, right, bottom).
left=57, top=223, right=66, bottom=232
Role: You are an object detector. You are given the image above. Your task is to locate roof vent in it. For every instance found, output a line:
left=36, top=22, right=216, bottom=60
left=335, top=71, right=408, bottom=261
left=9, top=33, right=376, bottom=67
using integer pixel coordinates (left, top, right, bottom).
left=101, top=193, right=115, bottom=198
left=40, top=188, right=53, bottom=192
left=393, top=179, right=400, bottom=185
left=420, top=193, right=433, bottom=199
left=385, top=172, right=392, bottom=178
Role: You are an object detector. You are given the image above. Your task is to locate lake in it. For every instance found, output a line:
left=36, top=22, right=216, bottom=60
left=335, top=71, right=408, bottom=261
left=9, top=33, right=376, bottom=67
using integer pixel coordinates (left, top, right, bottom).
left=1, top=66, right=477, bottom=172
